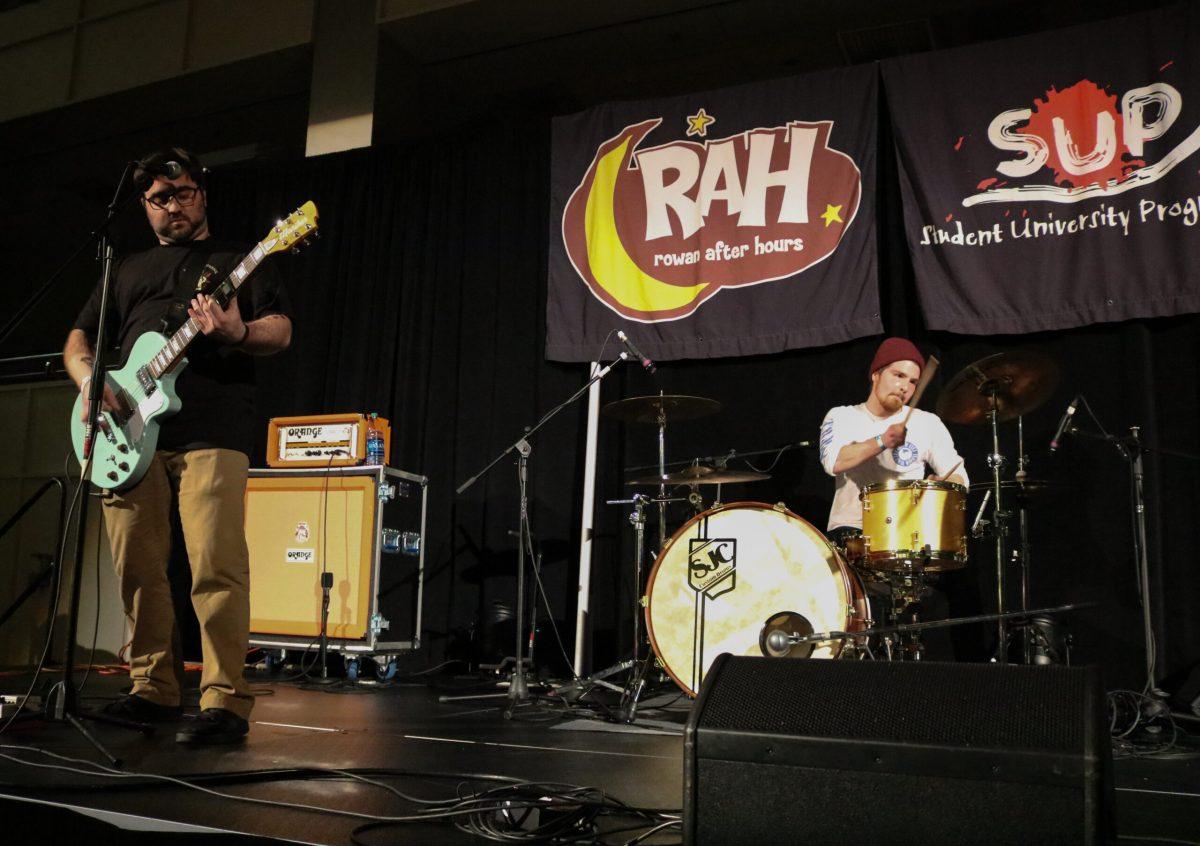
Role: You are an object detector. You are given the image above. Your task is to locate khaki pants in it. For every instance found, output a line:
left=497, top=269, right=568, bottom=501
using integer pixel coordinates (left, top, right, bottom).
left=101, top=448, right=254, bottom=718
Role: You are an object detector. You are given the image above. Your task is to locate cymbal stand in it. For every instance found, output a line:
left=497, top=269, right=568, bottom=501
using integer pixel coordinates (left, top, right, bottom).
left=630, top=494, right=648, bottom=664
left=557, top=493, right=685, bottom=721
left=656, top=391, right=667, bottom=553
left=983, top=391, right=1010, bottom=663
left=1015, top=415, right=1034, bottom=664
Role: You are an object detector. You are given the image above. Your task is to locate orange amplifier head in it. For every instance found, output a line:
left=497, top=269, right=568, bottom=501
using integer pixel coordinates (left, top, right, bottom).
left=266, top=413, right=391, bottom=468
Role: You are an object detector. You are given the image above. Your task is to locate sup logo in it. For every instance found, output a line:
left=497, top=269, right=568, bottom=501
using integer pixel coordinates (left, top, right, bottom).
left=967, top=80, right=1194, bottom=206
left=562, top=116, right=862, bottom=322
left=688, top=538, right=737, bottom=598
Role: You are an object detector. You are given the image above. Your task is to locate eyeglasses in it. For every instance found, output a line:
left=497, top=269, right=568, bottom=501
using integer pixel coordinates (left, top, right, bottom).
left=143, top=186, right=200, bottom=210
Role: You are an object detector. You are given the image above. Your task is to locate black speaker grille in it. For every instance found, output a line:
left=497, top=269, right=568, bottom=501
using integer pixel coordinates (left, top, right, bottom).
left=698, top=657, right=1091, bottom=752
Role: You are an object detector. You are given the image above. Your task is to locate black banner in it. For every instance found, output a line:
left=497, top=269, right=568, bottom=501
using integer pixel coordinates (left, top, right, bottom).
left=546, top=66, right=879, bottom=362
left=883, top=3, right=1200, bottom=333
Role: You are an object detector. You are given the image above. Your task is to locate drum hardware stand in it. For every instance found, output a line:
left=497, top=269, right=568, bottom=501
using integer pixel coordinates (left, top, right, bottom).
left=982, top=389, right=1012, bottom=664
left=655, top=392, right=668, bottom=553
left=453, top=354, right=633, bottom=715
left=556, top=493, right=684, bottom=721
left=1013, top=415, right=1036, bottom=664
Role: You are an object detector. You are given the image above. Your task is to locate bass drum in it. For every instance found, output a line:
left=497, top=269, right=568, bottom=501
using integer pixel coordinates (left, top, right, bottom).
left=644, top=502, right=869, bottom=697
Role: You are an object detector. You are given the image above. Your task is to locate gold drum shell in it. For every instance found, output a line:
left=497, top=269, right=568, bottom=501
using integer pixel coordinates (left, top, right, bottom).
left=859, top=479, right=968, bottom=571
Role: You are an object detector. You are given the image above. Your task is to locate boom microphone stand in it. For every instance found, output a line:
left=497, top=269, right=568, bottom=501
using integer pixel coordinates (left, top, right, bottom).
left=4, top=163, right=152, bottom=765
left=1064, top=408, right=1200, bottom=696
left=451, top=353, right=633, bottom=716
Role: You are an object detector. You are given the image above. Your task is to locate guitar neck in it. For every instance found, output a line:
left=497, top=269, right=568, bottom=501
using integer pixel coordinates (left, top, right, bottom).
left=147, top=242, right=270, bottom=378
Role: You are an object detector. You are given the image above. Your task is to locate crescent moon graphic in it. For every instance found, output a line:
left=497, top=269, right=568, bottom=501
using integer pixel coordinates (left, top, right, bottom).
left=584, top=136, right=709, bottom=314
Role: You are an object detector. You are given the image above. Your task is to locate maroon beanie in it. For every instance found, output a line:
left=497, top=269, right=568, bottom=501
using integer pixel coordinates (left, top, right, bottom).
left=869, top=337, right=925, bottom=376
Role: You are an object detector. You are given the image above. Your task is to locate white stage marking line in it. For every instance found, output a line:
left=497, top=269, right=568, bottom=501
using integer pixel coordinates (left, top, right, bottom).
left=402, top=734, right=675, bottom=760
left=1117, top=786, right=1200, bottom=799
left=254, top=721, right=343, bottom=733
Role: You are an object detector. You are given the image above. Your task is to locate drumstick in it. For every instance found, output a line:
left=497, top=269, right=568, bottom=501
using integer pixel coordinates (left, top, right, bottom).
left=901, top=355, right=939, bottom=427
left=936, top=459, right=963, bottom=482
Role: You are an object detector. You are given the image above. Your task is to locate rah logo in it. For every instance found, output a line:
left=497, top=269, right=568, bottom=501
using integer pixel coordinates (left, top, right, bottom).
left=562, top=116, right=861, bottom=321
left=965, top=79, right=1200, bottom=206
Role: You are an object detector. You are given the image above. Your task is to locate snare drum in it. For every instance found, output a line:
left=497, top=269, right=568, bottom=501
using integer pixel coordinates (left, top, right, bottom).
left=859, top=479, right=968, bottom=571
left=644, top=502, right=869, bottom=696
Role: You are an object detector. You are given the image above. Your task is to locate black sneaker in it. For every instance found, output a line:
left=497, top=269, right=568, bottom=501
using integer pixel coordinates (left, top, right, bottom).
left=101, top=693, right=182, bottom=722
left=175, top=708, right=249, bottom=745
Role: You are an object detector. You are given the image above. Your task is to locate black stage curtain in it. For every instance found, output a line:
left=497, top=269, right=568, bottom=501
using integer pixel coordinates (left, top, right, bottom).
left=202, top=117, right=1198, bottom=691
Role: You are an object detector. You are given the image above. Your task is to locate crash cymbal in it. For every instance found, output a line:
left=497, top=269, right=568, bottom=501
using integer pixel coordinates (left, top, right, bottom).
left=628, top=466, right=770, bottom=485
left=602, top=394, right=722, bottom=423
left=936, top=350, right=1059, bottom=425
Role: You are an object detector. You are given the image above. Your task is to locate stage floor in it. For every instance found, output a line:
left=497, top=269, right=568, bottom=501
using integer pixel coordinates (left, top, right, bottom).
left=0, top=667, right=1197, bottom=844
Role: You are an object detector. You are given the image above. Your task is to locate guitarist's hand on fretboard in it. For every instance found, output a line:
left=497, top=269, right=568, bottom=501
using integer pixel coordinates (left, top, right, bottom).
left=188, top=293, right=245, bottom=345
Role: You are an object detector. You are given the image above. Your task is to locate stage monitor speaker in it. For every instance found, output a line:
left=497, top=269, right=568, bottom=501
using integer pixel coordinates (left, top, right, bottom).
left=684, top=655, right=1113, bottom=845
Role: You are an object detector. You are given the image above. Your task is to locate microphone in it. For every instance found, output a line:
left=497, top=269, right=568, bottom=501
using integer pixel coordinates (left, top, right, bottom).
left=764, top=629, right=793, bottom=657
left=971, top=489, right=991, bottom=537
left=136, top=159, right=183, bottom=179
left=1049, top=396, right=1079, bottom=452
left=616, top=330, right=655, bottom=373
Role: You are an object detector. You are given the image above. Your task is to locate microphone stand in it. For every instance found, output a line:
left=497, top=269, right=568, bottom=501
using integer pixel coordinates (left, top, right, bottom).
left=34, top=163, right=149, bottom=766
left=448, top=354, right=632, bottom=716
left=1064, top=416, right=1200, bottom=696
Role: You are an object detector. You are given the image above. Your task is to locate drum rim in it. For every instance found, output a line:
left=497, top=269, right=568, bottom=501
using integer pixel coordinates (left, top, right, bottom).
left=860, top=478, right=967, bottom=497
left=642, top=500, right=863, bottom=697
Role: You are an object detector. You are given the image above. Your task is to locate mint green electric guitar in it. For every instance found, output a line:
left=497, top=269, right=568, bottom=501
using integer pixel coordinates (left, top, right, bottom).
left=71, top=202, right=318, bottom=491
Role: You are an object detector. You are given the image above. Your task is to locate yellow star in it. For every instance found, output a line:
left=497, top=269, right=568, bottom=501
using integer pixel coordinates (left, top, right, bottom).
left=686, top=108, right=715, bottom=138
left=820, top=204, right=844, bottom=227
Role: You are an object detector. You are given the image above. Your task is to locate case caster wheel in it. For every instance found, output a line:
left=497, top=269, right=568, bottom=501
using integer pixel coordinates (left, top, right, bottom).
left=376, top=657, right=397, bottom=681
left=344, top=657, right=360, bottom=681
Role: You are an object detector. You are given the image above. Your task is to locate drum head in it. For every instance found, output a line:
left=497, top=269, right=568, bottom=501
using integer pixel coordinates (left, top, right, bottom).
left=644, top=502, right=862, bottom=696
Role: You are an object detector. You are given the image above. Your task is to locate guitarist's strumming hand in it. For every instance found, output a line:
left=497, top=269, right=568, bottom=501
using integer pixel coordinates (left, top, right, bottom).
left=77, top=376, right=120, bottom=423
left=189, top=293, right=246, bottom=346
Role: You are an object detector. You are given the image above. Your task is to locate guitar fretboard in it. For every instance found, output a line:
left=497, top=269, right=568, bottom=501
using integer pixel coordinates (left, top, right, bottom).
left=147, top=240, right=275, bottom=378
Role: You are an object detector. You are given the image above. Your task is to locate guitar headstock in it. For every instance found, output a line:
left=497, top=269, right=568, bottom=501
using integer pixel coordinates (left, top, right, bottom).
left=264, top=201, right=319, bottom=255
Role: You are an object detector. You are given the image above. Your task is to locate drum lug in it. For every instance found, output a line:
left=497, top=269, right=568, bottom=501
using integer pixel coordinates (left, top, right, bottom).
left=639, top=594, right=648, bottom=608
left=861, top=498, right=871, bottom=512
left=773, top=502, right=787, bottom=512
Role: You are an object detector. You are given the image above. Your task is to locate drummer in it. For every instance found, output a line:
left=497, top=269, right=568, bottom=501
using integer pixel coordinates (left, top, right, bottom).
left=819, top=336, right=968, bottom=537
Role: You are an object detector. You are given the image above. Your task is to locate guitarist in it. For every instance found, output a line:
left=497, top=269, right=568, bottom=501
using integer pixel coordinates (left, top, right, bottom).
left=62, top=148, right=293, bottom=745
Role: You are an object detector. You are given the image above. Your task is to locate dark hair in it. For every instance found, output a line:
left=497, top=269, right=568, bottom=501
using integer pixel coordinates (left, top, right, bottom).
left=133, top=146, right=207, bottom=193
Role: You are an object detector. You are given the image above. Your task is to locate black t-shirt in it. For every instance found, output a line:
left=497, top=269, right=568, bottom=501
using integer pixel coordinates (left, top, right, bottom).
left=73, top=239, right=292, bottom=457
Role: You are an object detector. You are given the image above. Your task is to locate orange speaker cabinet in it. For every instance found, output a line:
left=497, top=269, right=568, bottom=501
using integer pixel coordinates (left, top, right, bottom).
left=244, top=466, right=427, bottom=655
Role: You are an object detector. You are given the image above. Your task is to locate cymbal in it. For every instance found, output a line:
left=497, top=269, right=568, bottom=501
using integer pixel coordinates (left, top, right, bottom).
left=628, top=466, right=770, bottom=486
left=970, top=478, right=1073, bottom=496
left=936, top=350, right=1059, bottom=425
left=602, top=394, right=722, bottom=423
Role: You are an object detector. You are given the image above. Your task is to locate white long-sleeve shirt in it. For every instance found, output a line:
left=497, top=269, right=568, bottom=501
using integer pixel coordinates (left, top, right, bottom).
left=819, top=403, right=968, bottom=530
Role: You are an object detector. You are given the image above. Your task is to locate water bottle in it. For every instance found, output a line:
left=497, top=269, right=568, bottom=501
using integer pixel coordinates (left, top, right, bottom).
left=366, top=413, right=385, bottom=466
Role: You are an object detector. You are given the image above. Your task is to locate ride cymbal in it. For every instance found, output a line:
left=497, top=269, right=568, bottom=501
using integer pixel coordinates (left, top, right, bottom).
left=936, top=350, right=1059, bottom=425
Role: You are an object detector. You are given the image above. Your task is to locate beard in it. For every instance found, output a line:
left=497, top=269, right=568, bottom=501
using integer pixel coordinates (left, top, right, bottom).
left=155, top=213, right=204, bottom=244
left=880, top=393, right=904, bottom=413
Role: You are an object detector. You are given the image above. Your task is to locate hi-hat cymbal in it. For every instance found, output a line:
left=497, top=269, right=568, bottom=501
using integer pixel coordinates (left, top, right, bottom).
left=628, top=466, right=770, bottom=486
left=936, top=350, right=1059, bottom=425
left=602, top=395, right=722, bottom=423
left=970, top=478, right=1073, bottom=497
